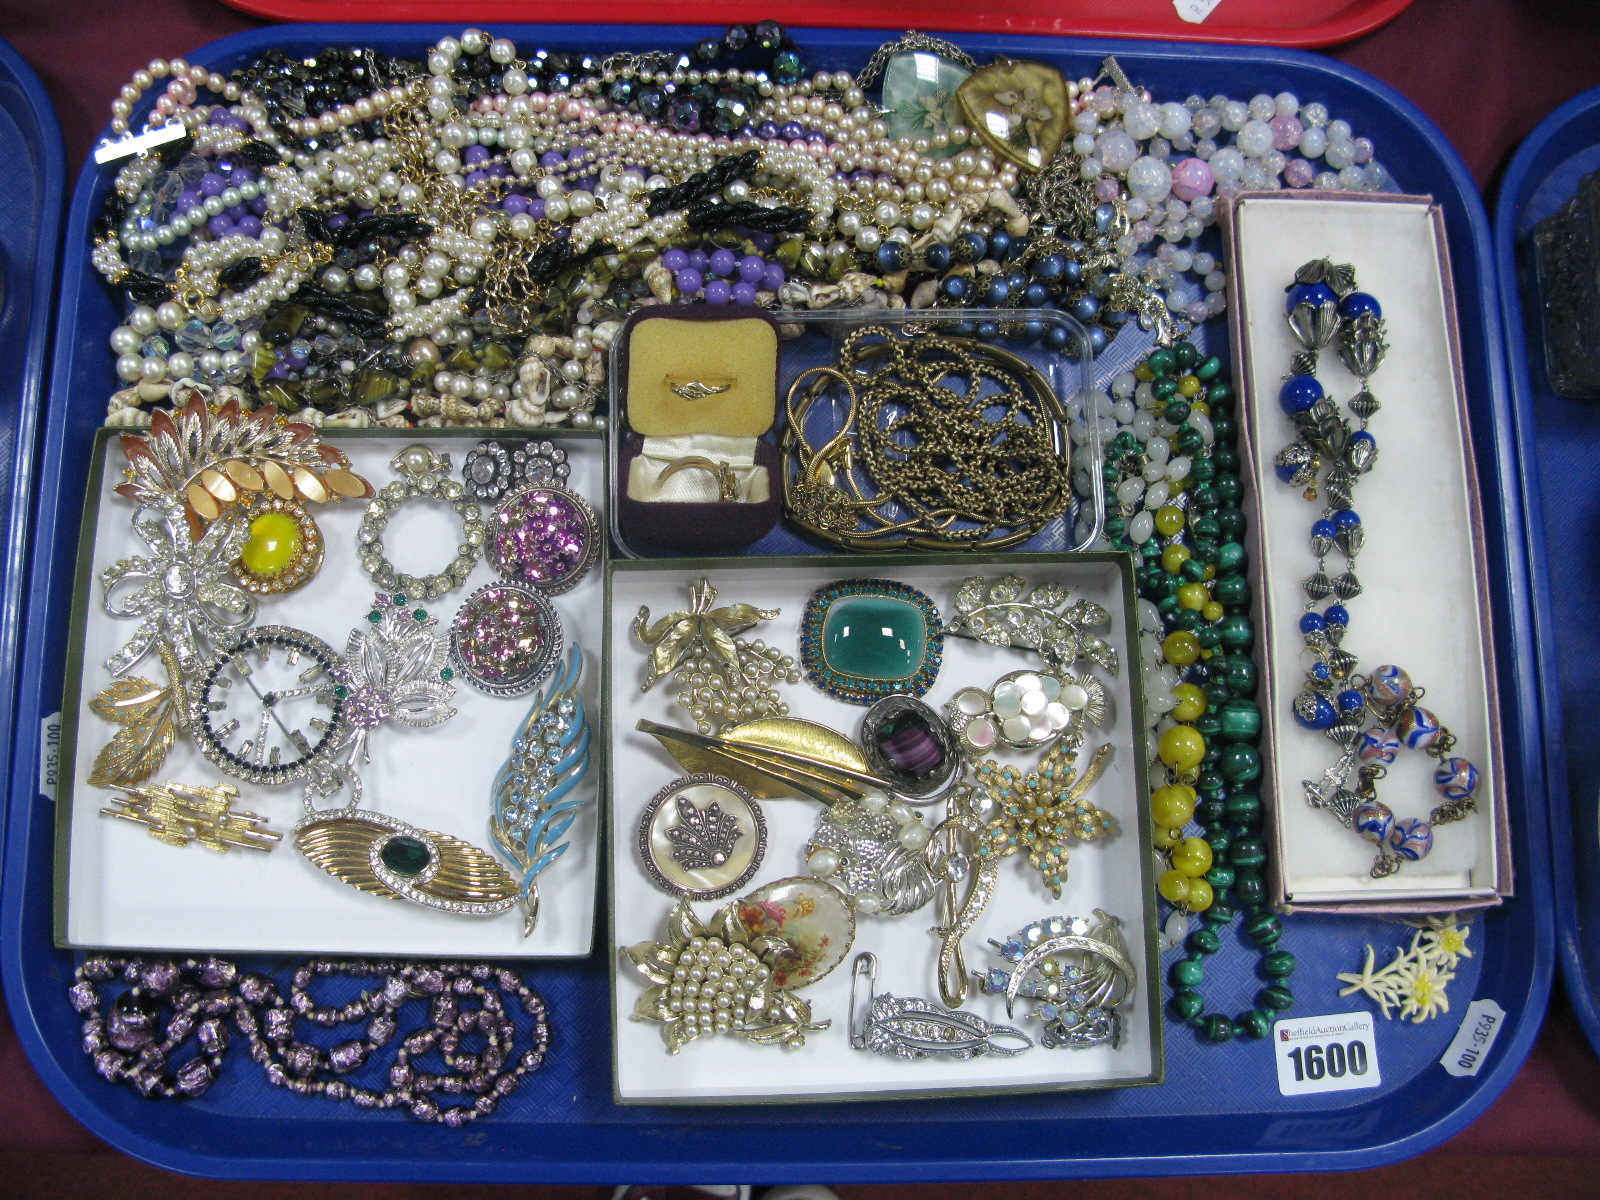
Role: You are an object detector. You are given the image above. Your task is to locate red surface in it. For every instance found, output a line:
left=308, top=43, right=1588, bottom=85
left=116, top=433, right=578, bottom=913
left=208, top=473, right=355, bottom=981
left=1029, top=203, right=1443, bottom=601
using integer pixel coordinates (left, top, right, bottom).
left=204, top=0, right=1416, bottom=51
left=0, top=0, right=1599, bottom=1185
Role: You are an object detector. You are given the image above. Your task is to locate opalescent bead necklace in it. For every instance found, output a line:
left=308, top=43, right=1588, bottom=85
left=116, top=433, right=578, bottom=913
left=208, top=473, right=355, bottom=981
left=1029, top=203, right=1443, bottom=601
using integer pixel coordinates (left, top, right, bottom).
left=1102, top=342, right=1294, bottom=1043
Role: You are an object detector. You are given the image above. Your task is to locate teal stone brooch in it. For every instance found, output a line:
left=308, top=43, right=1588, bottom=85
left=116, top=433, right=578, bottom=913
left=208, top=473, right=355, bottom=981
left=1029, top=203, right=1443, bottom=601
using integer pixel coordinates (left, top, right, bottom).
left=799, top=579, right=942, bottom=705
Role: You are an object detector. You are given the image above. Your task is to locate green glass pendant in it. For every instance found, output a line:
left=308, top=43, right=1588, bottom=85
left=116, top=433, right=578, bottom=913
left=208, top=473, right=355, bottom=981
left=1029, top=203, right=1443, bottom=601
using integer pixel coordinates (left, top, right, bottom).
left=800, top=578, right=942, bottom=706
left=954, top=59, right=1071, bottom=171
left=881, top=51, right=971, bottom=157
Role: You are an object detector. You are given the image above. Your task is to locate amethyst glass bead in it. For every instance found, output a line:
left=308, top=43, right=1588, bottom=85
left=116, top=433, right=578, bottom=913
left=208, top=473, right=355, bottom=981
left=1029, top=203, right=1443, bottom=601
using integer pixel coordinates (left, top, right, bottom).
left=731, top=281, right=758, bottom=306
left=330, top=1039, right=368, bottom=1074
left=175, top=1058, right=215, bottom=1097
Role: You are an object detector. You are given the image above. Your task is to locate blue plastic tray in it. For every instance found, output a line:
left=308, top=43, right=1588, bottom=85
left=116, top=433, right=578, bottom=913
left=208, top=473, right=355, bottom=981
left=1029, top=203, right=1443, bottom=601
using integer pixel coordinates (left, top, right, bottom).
left=3, top=25, right=1553, bottom=1182
left=0, top=36, right=64, bottom=882
left=1494, top=86, right=1600, bottom=1063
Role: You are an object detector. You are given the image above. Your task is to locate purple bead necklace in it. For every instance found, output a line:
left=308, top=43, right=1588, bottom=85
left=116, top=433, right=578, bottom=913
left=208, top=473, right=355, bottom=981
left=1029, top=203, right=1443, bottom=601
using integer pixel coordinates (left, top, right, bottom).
left=72, top=955, right=550, bottom=1125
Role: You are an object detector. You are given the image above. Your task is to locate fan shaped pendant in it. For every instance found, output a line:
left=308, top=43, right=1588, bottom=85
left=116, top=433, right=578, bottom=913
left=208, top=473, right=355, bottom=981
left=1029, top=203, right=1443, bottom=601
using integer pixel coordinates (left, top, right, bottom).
left=954, top=60, right=1070, bottom=171
left=293, top=808, right=519, bottom=916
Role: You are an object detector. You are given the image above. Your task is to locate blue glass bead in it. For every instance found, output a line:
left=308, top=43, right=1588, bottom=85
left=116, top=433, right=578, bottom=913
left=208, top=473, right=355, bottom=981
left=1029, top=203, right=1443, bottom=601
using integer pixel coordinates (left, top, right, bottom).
left=1299, top=612, right=1326, bottom=634
left=1336, top=688, right=1365, bottom=712
left=1366, top=664, right=1411, bottom=706
left=922, top=242, right=952, bottom=270
left=1072, top=294, right=1101, bottom=322
left=1021, top=319, right=1046, bottom=342
left=1433, top=757, right=1480, bottom=803
left=1352, top=800, right=1394, bottom=844
left=1102, top=305, right=1127, bottom=327
left=1086, top=325, right=1109, bottom=353
left=1309, top=661, right=1332, bottom=682
left=1034, top=254, right=1066, bottom=280
left=1006, top=268, right=1028, bottom=291
left=1094, top=204, right=1116, bottom=232
left=1357, top=726, right=1400, bottom=764
left=1292, top=689, right=1338, bottom=730
left=1324, top=604, right=1349, bottom=626
left=988, top=230, right=1012, bottom=260
left=941, top=275, right=972, bottom=302
left=1398, top=705, right=1442, bottom=750
left=1275, top=460, right=1304, bottom=484
left=985, top=278, right=1010, bottom=306
left=955, top=231, right=987, bottom=262
left=1340, top=291, right=1382, bottom=319
left=1025, top=282, right=1051, bottom=306
left=1285, top=281, right=1338, bottom=315
left=877, top=241, right=907, bottom=273
left=976, top=321, right=1000, bottom=341
left=1388, top=817, right=1433, bottom=861
left=1044, top=324, right=1071, bottom=350
left=1311, top=519, right=1338, bottom=540
left=1278, top=374, right=1324, bottom=414
left=1347, top=430, right=1377, bottom=462
left=1331, top=508, right=1361, bottom=528
left=949, top=319, right=976, bottom=336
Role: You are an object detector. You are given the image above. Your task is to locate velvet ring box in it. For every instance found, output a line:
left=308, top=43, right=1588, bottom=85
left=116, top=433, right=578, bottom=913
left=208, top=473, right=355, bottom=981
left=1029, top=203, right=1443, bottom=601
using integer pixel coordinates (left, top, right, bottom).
left=615, top=305, right=783, bottom=554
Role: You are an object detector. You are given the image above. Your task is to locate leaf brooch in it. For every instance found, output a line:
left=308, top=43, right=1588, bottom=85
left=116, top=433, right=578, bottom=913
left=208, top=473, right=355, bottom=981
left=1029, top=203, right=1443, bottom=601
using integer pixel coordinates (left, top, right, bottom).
left=489, top=645, right=594, bottom=934
left=633, top=578, right=799, bottom=733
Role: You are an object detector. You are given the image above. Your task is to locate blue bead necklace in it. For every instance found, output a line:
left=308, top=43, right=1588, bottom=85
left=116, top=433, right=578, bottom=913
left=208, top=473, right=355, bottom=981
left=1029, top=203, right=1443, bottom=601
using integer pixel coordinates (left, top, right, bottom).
left=1272, top=259, right=1404, bottom=852
left=1275, top=263, right=1484, bottom=876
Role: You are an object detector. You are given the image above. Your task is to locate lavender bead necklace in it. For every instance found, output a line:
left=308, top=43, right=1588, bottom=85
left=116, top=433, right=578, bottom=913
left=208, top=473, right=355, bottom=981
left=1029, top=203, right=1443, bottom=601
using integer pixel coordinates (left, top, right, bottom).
left=72, top=955, right=550, bottom=1125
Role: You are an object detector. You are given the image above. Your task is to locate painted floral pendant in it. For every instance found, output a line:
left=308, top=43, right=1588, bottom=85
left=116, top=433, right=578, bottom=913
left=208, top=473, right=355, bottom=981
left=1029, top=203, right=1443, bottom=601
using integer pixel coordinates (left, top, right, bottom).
left=734, top=877, right=856, bottom=989
left=881, top=50, right=971, bottom=157
left=954, top=60, right=1071, bottom=171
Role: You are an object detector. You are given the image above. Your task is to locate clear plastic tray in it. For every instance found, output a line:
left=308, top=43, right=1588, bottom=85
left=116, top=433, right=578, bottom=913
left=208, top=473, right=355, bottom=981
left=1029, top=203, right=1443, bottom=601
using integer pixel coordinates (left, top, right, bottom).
left=608, top=306, right=1101, bottom=559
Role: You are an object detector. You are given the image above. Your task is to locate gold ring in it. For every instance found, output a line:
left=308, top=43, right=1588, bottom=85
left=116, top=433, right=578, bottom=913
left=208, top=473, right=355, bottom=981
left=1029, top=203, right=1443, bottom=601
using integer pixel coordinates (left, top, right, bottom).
left=665, top=376, right=735, bottom=401
left=658, top=456, right=740, bottom=502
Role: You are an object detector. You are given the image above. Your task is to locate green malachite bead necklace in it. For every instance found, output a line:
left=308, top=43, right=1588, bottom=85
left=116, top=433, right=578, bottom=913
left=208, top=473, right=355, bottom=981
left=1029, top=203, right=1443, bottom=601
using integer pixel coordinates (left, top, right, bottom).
left=1103, top=339, right=1296, bottom=1044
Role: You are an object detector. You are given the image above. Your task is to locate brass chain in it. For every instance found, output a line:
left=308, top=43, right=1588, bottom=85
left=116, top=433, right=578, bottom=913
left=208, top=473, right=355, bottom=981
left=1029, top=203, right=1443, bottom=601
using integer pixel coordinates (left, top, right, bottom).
left=782, top=326, right=1070, bottom=550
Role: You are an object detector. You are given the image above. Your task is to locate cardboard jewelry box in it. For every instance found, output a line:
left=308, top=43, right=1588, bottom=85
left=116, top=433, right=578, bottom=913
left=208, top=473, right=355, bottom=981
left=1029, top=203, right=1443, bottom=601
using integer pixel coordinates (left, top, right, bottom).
left=604, top=552, right=1160, bottom=1103
left=56, top=427, right=607, bottom=957
left=1222, top=190, right=1512, bottom=914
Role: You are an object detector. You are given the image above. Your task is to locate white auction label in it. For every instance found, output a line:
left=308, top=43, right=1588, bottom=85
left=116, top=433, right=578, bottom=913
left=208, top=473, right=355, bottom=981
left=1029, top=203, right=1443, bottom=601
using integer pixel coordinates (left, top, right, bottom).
left=1173, top=0, right=1226, bottom=23
left=38, top=712, right=60, bottom=802
left=1440, top=999, right=1506, bottom=1077
left=1273, top=1011, right=1382, bottom=1097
